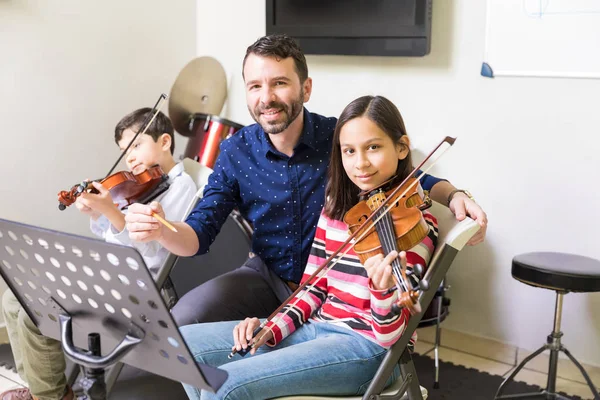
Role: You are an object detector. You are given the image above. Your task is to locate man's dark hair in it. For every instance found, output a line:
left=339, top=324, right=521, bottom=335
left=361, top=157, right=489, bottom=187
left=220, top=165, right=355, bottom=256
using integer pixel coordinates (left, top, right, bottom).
left=114, top=108, right=175, bottom=154
left=243, top=34, right=308, bottom=83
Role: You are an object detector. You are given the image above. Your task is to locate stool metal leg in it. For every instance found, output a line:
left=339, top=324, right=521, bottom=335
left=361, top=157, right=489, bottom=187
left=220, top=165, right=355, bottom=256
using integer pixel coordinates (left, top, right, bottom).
left=433, top=294, right=442, bottom=389
left=495, top=291, right=600, bottom=400
left=546, top=291, right=564, bottom=393
left=495, top=344, right=549, bottom=399
left=560, top=347, right=600, bottom=399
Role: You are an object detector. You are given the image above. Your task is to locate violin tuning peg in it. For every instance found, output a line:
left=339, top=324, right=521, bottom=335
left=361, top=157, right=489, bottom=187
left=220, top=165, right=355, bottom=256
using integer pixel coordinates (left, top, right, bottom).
left=412, top=263, right=424, bottom=278
left=418, top=279, right=430, bottom=292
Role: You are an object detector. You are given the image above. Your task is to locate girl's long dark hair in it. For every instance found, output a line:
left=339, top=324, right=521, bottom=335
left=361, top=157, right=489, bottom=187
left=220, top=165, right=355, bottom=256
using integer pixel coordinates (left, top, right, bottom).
left=324, top=95, right=413, bottom=220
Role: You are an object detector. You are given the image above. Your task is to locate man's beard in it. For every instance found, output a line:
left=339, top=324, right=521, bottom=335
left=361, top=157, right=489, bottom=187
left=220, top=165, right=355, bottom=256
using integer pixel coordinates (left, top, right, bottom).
left=249, top=91, right=304, bottom=134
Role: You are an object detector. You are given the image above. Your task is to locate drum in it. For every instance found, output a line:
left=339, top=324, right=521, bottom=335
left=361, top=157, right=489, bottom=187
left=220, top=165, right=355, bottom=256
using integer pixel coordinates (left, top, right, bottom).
left=419, top=291, right=450, bottom=327
left=184, top=113, right=244, bottom=169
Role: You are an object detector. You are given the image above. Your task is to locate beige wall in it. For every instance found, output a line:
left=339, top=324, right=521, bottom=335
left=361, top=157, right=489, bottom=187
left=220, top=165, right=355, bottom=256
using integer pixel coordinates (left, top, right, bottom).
left=196, top=0, right=600, bottom=366
left=0, top=0, right=195, bottom=324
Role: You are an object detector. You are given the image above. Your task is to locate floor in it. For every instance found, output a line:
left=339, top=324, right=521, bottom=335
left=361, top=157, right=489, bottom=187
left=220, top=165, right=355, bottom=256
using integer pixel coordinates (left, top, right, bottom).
left=0, top=362, right=26, bottom=395
left=0, top=333, right=597, bottom=399
left=412, top=330, right=599, bottom=400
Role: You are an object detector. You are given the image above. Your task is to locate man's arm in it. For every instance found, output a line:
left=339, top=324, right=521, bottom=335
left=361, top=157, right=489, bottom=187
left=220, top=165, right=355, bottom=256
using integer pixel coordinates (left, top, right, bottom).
left=429, top=180, right=488, bottom=246
left=126, top=149, right=239, bottom=256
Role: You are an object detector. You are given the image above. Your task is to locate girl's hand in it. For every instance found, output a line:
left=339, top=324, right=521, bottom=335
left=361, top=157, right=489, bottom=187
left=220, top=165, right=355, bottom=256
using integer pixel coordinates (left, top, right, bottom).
left=364, top=250, right=407, bottom=291
left=232, top=317, right=273, bottom=356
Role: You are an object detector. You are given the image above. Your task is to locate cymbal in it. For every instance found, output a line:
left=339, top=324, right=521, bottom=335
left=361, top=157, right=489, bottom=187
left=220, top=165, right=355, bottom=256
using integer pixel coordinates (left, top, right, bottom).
left=168, top=56, right=228, bottom=136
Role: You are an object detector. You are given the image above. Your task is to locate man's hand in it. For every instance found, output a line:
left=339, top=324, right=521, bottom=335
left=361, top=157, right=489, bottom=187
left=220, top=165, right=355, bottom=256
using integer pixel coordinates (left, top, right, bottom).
left=232, top=317, right=272, bottom=356
left=364, top=250, right=405, bottom=291
left=125, top=201, right=165, bottom=243
left=449, top=193, right=488, bottom=246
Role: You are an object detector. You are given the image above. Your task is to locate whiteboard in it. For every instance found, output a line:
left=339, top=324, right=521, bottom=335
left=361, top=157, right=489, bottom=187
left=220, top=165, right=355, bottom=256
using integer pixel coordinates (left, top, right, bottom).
left=482, top=0, right=600, bottom=79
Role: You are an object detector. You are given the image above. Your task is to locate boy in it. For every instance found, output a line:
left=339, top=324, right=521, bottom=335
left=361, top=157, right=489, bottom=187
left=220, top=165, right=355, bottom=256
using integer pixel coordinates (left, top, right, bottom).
left=0, top=108, right=197, bottom=400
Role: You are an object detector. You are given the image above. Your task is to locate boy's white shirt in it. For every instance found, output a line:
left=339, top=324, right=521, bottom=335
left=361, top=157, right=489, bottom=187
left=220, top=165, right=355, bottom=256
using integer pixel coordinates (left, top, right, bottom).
left=90, top=161, right=196, bottom=276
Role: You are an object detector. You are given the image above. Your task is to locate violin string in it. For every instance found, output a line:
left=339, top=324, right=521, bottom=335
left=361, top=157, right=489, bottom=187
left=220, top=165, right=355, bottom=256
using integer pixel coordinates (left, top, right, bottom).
left=372, top=142, right=454, bottom=292
left=375, top=205, right=406, bottom=292
left=384, top=207, right=410, bottom=292
left=244, top=141, right=453, bottom=352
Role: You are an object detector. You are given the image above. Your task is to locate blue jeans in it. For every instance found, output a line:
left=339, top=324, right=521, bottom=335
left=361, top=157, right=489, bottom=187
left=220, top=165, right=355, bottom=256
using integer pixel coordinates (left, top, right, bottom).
left=180, top=320, right=398, bottom=400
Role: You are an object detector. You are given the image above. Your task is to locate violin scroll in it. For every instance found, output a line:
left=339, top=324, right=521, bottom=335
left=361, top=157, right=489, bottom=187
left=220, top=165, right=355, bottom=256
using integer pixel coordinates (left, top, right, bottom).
left=58, top=182, right=93, bottom=210
left=390, top=274, right=430, bottom=316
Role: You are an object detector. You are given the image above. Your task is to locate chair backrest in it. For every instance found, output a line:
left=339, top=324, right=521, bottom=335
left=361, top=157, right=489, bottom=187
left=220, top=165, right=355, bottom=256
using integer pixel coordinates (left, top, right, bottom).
left=361, top=201, right=480, bottom=399
left=182, top=157, right=214, bottom=208
left=155, top=158, right=214, bottom=287
left=428, top=200, right=480, bottom=252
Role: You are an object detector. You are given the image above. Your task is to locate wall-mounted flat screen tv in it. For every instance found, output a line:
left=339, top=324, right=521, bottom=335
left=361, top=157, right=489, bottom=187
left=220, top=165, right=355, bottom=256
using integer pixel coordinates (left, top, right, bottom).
left=266, top=0, right=433, bottom=57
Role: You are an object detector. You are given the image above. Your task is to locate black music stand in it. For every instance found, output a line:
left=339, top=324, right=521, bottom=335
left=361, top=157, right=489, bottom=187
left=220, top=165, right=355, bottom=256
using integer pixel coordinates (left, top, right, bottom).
left=0, top=218, right=227, bottom=400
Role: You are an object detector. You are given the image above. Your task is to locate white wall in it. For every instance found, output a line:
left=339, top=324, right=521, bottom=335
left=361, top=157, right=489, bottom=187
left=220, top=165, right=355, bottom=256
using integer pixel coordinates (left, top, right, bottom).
left=196, top=0, right=600, bottom=365
left=0, top=0, right=195, bottom=320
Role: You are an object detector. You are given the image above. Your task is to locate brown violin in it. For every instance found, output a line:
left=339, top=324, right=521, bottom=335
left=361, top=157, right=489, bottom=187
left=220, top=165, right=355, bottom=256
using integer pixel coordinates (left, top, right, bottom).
left=344, top=177, right=433, bottom=314
left=57, top=94, right=169, bottom=211
left=57, top=166, right=168, bottom=211
left=344, top=177, right=432, bottom=265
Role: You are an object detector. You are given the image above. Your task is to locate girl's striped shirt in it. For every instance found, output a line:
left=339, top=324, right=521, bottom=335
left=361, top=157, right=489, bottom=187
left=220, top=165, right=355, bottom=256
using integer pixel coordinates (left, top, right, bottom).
left=266, top=208, right=438, bottom=349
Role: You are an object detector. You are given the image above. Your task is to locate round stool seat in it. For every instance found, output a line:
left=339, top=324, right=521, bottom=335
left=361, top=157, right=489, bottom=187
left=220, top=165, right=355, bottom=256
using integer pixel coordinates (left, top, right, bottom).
left=512, top=252, right=600, bottom=292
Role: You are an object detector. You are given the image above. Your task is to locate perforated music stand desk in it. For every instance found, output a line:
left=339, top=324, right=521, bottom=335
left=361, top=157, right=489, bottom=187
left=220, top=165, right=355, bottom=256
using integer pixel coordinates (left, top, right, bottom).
left=0, top=218, right=227, bottom=399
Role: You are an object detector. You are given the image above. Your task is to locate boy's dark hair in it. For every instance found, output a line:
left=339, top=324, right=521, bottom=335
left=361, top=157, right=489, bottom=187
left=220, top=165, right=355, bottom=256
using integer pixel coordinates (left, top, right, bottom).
left=324, top=96, right=413, bottom=221
left=114, top=108, right=175, bottom=154
left=243, top=34, right=308, bottom=83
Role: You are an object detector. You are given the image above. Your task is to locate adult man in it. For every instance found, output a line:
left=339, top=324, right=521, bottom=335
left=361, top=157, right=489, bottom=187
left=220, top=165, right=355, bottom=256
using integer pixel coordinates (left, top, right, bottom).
left=126, top=34, right=487, bottom=326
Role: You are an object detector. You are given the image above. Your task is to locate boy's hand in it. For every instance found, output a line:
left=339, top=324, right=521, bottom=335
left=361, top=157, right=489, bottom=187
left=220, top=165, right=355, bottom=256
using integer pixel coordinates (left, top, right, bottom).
left=74, top=197, right=102, bottom=220
left=364, top=250, right=405, bottom=291
left=232, top=317, right=272, bottom=356
left=75, top=181, right=117, bottom=217
left=125, top=201, right=165, bottom=242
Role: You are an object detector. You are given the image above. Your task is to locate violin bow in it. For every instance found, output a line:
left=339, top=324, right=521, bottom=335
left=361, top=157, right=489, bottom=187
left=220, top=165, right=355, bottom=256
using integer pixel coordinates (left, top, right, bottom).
left=229, top=136, right=456, bottom=358
left=104, top=93, right=169, bottom=178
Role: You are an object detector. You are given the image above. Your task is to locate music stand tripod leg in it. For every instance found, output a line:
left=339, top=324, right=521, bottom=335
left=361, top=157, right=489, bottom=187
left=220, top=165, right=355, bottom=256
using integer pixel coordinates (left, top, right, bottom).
left=57, top=310, right=143, bottom=400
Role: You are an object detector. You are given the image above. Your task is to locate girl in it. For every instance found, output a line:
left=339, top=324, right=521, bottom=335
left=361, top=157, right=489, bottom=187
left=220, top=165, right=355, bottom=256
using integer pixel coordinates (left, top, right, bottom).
left=180, top=95, right=438, bottom=400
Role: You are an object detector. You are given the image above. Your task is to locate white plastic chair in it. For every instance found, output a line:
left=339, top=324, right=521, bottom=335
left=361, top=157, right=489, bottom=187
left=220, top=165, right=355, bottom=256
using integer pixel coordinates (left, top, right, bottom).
left=275, top=201, right=481, bottom=400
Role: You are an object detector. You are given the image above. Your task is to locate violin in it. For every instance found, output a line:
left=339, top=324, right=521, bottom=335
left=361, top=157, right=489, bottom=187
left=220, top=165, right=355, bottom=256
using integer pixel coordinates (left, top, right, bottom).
left=344, top=177, right=432, bottom=264
left=57, top=94, right=169, bottom=211
left=229, top=136, right=456, bottom=358
left=344, top=177, right=432, bottom=314
left=57, top=165, right=169, bottom=211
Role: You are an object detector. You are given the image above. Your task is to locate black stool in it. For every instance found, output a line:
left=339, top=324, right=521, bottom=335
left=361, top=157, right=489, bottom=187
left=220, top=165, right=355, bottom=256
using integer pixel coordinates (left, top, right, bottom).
left=495, top=252, right=600, bottom=400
